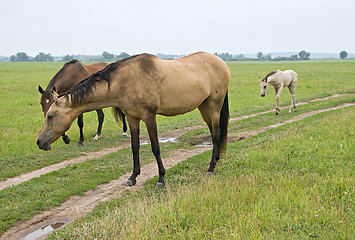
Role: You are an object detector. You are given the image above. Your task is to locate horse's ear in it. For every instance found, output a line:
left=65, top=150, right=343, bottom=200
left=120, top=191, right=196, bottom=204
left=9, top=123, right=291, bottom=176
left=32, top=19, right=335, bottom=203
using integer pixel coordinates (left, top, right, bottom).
left=50, top=86, right=59, bottom=101
left=38, top=85, right=44, bottom=94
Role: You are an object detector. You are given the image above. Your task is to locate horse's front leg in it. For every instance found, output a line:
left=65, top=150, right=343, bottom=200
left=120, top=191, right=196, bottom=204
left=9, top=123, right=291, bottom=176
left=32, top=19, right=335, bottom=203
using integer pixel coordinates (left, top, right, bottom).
left=126, top=116, right=141, bottom=186
left=274, top=87, right=282, bottom=115
left=61, top=133, right=70, bottom=144
left=145, top=113, right=165, bottom=187
left=77, top=114, right=84, bottom=146
left=93, top=109, right=104, bottom=140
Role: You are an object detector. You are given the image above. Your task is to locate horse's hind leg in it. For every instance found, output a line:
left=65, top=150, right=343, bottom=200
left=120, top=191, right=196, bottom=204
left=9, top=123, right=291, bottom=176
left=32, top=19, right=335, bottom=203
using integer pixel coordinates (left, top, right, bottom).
left=198, top=101, right=213, bottom=134
left=77, top=114, right=84, bottom=146
left=126, top=116, right=141, bottom=186
left=288, top=84, right=297, bottom=113
left=93, top=109, right=104, bottom=140
left=199, top=101, right=221, bottom=174
left=145, top=113, right=165, bottom=187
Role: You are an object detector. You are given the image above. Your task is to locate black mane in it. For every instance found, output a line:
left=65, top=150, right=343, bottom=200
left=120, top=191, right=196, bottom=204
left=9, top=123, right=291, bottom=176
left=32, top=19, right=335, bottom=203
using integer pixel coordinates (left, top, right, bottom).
left=60, top=55, right=144, bottom=104
left=263, top=71, right=278, bottom=81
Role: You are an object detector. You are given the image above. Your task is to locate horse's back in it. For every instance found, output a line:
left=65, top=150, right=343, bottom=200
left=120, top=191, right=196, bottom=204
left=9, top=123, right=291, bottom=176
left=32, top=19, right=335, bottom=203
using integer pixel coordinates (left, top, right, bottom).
left=283, top=70, right=298, bottom=83
left=162, top=52, right=230, bottom=89
left=156, top=52, right=230, bottom=115
left=84, top=62, right=109, bottom=74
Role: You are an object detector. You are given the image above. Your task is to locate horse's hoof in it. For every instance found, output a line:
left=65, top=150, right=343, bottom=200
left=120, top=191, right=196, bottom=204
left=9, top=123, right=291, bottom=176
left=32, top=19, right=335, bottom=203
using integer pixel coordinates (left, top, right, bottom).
left=206, top=171, right=214, bottom=177
left=62, top=135, right=70, bottom=144
left=275, top=112, right=279, bottom=115
left=122, top=132, right=128, bottom=137
left=155, top=182, right=165, bottom=188
left=93, top=134, right=101, bottom=140
left=77, top=142, right=83, bottom=147
left=125, top=179, right=136, bottom=186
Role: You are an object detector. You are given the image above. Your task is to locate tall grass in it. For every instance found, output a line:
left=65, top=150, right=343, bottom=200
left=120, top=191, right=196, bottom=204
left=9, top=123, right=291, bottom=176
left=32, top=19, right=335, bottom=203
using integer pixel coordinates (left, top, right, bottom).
left=49, top=107, right=354, bottom=239
left=0, top=60, right=354, bottom=237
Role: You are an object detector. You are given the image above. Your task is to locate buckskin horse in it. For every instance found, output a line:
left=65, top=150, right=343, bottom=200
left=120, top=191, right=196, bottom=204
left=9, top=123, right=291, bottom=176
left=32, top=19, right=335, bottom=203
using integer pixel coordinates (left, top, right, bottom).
left=36, top=52, right=230, bottom=187
left=259, top=70, right=298, bottom=115
left=38, top=60, right=127, bottom=146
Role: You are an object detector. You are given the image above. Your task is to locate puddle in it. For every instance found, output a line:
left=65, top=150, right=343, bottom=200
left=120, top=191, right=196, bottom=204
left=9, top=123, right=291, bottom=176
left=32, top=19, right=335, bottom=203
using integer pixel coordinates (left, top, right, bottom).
left=23, top=222, right=65, bottom=240
left=140, top=137, right=178, bottom=145
left=194, top=141, right=213, bottom=147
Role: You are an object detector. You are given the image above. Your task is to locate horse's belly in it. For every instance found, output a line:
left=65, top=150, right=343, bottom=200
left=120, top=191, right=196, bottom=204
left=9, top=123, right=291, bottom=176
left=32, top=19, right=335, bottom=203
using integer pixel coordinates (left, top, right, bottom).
left=157, top=92, right=208, bottom=116
left=156, top=77, right=210, bottom=116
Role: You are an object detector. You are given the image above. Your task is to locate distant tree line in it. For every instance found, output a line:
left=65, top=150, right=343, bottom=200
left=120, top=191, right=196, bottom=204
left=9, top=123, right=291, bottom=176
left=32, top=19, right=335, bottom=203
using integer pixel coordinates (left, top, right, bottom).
left=7, top=50, right=350, bottom=62
left=215, top=50, right=313, bottom=61
left=215, top=50, right=350, bottom=61
left=339, top=50, right=348, bottom=59
left=100, top=51, right=131, bottom=61
left=10, top=52, right=54, bottom=62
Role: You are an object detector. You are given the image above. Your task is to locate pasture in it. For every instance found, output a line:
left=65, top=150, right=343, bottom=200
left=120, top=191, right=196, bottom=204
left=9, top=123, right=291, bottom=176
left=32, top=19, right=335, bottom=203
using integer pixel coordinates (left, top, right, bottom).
left=0, top=59, right=354, bottom=239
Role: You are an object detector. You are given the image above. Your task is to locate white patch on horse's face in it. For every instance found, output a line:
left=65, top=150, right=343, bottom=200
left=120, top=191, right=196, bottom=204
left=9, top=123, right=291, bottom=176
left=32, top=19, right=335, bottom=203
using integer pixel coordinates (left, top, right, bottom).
left=260, top=80, right=268, bottom=97
left=46, top=99, right=50, bottom=104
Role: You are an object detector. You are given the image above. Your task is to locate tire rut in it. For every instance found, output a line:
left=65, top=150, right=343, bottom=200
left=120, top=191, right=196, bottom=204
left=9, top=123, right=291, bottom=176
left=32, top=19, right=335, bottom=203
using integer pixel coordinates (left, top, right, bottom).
left=1, top=98, right=354, bottom=240
left=1, top=93, right=351, bottom=191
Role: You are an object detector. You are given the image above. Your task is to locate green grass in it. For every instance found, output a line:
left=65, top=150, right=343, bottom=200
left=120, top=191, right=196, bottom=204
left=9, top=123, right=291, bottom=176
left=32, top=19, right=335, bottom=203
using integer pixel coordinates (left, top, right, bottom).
left=49, top=107, right=354, bottom=239
left=1, top=98, right=352, bottom=236
left=0, top=60, right=354, bottom=237
left=0, top=60, right=354, bottom=180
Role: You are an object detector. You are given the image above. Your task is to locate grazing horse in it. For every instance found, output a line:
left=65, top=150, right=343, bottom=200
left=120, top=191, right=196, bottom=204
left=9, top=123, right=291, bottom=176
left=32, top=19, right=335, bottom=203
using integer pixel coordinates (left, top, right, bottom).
left=259, top=70, right=298, bottom=115
left=38, top=60, right=128, bottom=146
left=36, top=52, right=230, bottom=187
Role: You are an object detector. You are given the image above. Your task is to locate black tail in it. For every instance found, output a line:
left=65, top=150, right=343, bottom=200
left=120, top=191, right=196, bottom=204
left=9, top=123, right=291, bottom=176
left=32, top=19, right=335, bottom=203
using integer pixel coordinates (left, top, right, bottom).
left=219, top=91, right=229, bottom=157
left=111, top=107, right=124, bottom=125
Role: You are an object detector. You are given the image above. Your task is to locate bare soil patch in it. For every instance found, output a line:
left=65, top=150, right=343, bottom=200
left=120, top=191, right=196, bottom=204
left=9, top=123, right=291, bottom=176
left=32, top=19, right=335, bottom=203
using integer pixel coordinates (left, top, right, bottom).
left=1, top=94, right=350, bottom=191
left=1, top=102, right=353, bottom=240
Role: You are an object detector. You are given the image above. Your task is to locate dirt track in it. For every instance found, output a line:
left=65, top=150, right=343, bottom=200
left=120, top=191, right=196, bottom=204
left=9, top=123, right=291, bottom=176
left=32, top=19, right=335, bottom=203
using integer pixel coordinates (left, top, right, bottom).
left=0, top=96, right=354, bottom=240
left=0, top=93, right=348, bottom=191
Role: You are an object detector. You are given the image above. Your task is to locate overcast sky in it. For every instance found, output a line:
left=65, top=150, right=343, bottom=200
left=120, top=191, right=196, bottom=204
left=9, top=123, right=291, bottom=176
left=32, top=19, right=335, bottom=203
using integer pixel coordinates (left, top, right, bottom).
left=1, top=0, right=354, bottom=56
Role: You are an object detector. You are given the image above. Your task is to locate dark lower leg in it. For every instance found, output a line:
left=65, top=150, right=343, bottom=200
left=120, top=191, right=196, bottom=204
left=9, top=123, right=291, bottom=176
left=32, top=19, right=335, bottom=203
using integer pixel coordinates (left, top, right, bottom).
left=146, top=116, right=165, bottom=186
left=126, top=117, right=140, bottom=186
left=96, top=109, right=104, bottom=137
left=77, top=114, right=84, bottom=146
left=207, top=121, right=221, bottom=173
left=122, top=113, right=128, bottom=134
left=62, top=133, right=70, bottom=144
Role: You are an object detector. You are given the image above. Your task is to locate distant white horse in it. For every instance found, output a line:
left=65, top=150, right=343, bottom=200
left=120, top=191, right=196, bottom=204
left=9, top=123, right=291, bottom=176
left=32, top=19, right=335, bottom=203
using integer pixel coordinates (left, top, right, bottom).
left=259, top=70, right=298, bottom=115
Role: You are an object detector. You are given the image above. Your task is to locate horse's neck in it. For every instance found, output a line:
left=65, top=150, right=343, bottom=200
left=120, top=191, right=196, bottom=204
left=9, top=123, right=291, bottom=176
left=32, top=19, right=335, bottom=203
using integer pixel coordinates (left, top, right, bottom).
left=47, top=64, right=90, bottom=94
left=68, top=82, right=116, bottom=115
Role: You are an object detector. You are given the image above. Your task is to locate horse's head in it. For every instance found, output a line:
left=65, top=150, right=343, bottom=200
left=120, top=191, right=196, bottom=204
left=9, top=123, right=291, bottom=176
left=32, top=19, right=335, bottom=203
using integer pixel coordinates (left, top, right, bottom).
left=36, top=90, right=76, bottom=151
left=259, top=78, right=268, bottom=97
left=38, top=85, right=55, bottom=117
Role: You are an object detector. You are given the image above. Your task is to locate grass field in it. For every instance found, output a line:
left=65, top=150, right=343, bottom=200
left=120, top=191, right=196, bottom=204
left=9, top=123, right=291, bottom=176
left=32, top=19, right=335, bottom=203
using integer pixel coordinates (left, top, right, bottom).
left=49, top=107, right=354, bottom=239
left=0, top=59, right=354, bottom=238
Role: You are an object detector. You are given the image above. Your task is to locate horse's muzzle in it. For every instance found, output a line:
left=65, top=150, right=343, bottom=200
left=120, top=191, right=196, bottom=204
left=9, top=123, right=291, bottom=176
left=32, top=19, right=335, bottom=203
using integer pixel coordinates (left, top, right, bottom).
left=36, top=139, right=52, bottom=151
